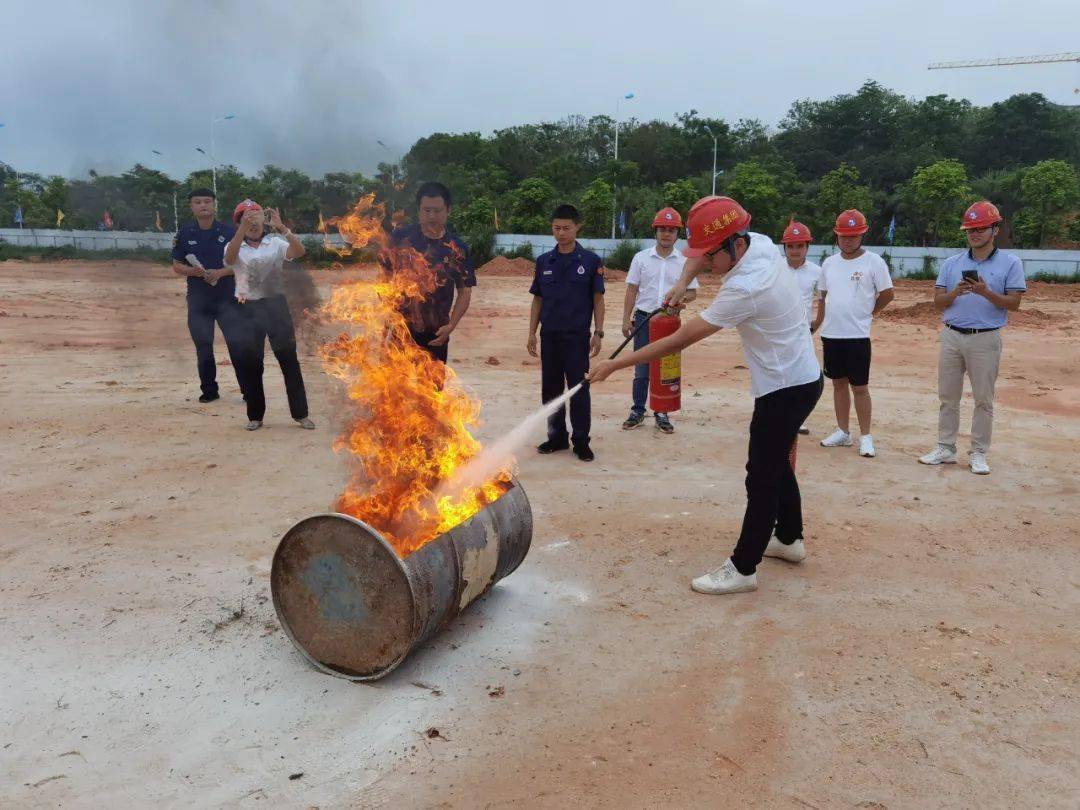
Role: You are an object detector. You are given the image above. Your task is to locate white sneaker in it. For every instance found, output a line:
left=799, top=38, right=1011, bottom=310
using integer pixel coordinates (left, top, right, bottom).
left=859, top=435, right=875, bottom=457
left=821, top=428, right=852, bottom=447
left=970, top=452, right=990, bottom=475
left=798, top=424, right=810, bottom=435
left=691, top=559, right=757, bottom=595
left=764, top=537, right=806, bottom=563
left=919, top=446, right=957, bottom=465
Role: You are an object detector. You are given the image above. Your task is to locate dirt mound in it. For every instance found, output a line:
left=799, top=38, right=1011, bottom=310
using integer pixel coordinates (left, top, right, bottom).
left=478, top=256, right=534, bottom=277
left=880, top=300, right=1065, bottom=329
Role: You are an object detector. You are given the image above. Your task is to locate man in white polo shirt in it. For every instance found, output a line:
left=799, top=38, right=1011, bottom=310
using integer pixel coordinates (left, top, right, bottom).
left=588, top=196, right=823, bottom=596
left=918, top=200, right=1025, bottom=475
left=815, top=209, right=894, bottom=458
left=780, top=217, right=822, bottom=435
left=620, top=207, right=698, bottom=433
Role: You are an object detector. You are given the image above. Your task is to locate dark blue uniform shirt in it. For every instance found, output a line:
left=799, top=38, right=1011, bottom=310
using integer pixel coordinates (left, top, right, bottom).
left=172, top=220, right=237, bottom=296
left=379, top=224, right=476, bottom=332
left=529, top=243, right=605, bottom=333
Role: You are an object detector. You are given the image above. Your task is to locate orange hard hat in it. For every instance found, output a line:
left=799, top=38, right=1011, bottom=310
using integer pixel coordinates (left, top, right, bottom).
left=961, top=200, right=1002, bottom=230
left=233, top=199, right=263, bottom=224
left=834, top=209, right=869, bottom=237
left=782, top=218, right=812, bottom=244
left=652, top=207, right=683, bottom=229
left=683, top=196, right=752, bottom=257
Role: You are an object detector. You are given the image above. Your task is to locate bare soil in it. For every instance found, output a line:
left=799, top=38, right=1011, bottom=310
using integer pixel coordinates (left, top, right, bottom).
left=1, top=260, right=1078, bottom=808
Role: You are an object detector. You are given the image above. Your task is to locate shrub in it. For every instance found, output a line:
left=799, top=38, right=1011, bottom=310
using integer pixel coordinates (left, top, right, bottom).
left=499, top=242, right=535, bottom=261
left=604, top=240, right=642, bottom=271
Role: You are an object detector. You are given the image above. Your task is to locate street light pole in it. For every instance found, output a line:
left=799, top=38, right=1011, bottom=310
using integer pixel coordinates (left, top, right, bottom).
left=703, top=125, right=719, bottom=196
left=612, top=92, right=634, bottom=239
left=209, top=114, right=236, bottom=200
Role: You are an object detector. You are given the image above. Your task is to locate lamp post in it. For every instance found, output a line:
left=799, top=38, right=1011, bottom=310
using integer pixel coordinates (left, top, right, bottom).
left=612, top=92, right=634, bottom=239
left=703, top=125, right=720, bottom=196
left=209, top=114, right=236, bottom=199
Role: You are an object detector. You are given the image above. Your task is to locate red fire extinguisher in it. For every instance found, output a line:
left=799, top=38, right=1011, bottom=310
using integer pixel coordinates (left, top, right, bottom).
left=648, top=313, right=682, bottom=413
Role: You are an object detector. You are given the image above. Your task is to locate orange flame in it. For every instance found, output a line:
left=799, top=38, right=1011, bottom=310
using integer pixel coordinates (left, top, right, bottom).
left=319, top=194, right=509, bottom=556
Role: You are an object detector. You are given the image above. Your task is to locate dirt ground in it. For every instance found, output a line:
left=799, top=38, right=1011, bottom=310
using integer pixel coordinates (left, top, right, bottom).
left=1, top=260, right=1078, bottom=809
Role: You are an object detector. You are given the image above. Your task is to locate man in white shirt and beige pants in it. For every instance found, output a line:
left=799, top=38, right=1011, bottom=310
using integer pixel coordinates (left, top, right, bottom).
left=620, top=207, right=698, bottom=433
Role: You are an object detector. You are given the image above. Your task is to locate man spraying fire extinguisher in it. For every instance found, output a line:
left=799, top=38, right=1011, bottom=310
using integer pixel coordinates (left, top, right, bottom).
left=587, top=196, right=823, bottom=597
left=620, top=207, right=698, bottom=433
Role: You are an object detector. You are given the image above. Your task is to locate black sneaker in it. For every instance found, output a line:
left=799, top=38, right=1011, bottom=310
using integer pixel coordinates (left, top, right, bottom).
left=537, top=438, right=570, bottom=454
left=622, top=411, right=645, bottom=430
left=655, top=414, right=674, bottom=434
left=198, top=392, right=220, bottom=403
left=573, top=444, right=595, bottom=462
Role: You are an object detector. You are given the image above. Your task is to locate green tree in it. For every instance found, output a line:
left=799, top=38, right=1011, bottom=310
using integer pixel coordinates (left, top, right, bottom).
left=662, top=179, right=699, bottom=219
left=815, top=163, right=875, bottom=238
left=456, top=195, right=497, bottom=265
left=506, top=177, right=556, bottom=234
left=580, top=177, right=614, bottom=238
left=906, top=159, right=972, bottom=245
left=727, top=161, right=782, bottom=235
left=1018, top=159, right=1080, bottom=246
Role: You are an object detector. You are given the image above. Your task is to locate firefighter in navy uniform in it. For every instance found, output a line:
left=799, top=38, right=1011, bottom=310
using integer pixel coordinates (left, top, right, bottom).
left=171, top=188, right=246, bottom=402
left=527, top=204, right=605, bottom=462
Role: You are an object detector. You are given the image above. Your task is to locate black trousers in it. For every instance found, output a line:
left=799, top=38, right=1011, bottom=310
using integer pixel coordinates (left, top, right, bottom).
left=541, top=330, right=591, bottom=445
left=237, top=295, right=309, bottom=422
left=408, top=329, right=449, bottom=363
left=731, top=375, right=824, bottom=576
left=187, top=289, right=246, bottom=396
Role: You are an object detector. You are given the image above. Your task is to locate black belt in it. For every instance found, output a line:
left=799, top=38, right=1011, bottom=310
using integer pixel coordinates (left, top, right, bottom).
left=947, top=324, right=999, bottom=335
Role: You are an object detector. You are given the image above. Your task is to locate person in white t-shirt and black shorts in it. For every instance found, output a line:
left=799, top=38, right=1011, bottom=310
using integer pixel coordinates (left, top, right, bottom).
left=588, top=196, right=823, bottom=597
left=813, top=209, right=894, bottom=458
left=780, top=217, right=822, bottom=435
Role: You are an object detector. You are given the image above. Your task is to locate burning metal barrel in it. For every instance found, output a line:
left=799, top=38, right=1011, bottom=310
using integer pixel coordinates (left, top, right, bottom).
left=270, top=480, right=532, bottom=681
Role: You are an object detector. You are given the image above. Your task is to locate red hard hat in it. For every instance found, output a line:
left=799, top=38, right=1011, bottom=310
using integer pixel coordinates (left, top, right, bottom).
left=834, top=209, right=869, bottom=236
left=233, top=199, right=263, bottom=224
left=961, top=200, right=1002, bottom=230
left=683, top=196, right=752, bottom=257
left=652, top=207, right=683, bottom=229
left=782, top=218, right=812, bottom=244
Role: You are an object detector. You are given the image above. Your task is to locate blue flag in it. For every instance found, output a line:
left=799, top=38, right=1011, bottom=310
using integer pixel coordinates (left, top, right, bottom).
left=13, top=205, right=23, bottom=225
left=887, top=215, right=896, bottom=245
left=618, top=209, right=626, bottom=236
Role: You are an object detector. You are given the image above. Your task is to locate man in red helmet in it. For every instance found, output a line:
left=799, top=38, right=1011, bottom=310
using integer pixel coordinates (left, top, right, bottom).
left=918, top=201, right=1025, bottom=475
left=588, top=196, right=823, bottom=596
left=620, top=207, right=698, bottom=433
left=816, top=209, right=894, bottom=458
left=781, top=218, right=822, bottom=435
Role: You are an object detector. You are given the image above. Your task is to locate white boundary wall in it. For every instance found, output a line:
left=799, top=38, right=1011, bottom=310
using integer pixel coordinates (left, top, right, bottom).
left=2, top=228, right=1078, bottom=277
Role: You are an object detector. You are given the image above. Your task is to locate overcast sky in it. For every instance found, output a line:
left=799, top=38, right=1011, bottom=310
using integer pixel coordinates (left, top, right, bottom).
left=2, top=0, right=1077, bottom=180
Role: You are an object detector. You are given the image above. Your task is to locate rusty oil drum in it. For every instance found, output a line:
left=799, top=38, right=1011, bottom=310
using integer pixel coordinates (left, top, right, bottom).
left=270, top=480, right=532, bottom=681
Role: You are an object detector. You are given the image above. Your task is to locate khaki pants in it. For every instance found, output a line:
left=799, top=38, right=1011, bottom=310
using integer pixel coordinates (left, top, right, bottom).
left=937, top=327, right=1003, bottom=455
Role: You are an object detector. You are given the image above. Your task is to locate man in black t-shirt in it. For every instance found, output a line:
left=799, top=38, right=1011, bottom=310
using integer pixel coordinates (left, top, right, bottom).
left=378, top=182, right=476, bottom=363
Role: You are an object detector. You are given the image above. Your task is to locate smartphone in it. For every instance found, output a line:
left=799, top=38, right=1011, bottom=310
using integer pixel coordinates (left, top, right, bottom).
left=962, top=270, right=979, bottom=283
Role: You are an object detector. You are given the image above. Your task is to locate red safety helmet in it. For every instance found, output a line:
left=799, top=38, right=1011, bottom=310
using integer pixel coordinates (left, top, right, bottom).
left=834, top=209, right=869, bottom=236
left=652, top=207, right=683, bottom=229
left=961, top=200, right=1002, bottom=230
left=782, top=218, right=812, bottom=244
left=683, top=196, right=752, bottom=257
left=233, top=199, right=263, bottom=224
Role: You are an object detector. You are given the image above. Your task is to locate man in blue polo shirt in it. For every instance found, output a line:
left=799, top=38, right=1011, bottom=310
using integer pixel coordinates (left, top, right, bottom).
left=918, top=200, right=1025, bottom=475
left=379, top=181, right=475, bottom=364
left=527, top=204, right=605, bottom=462
left=171, top=188, right=245, bottom=403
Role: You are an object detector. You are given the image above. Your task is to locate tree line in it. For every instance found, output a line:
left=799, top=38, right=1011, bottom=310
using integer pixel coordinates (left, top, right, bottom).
left=2, top=82, right=1078, bottom=259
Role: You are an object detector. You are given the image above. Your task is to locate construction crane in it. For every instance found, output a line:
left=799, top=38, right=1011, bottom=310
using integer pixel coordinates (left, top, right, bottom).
left=928, top=52, right=1079, bottom=70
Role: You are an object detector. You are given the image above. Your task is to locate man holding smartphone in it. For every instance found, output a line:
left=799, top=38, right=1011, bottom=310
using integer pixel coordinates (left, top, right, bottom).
left=918, top=201, right=1025, bottom=475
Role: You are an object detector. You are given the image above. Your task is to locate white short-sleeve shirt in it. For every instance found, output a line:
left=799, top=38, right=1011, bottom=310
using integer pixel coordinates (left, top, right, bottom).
left=699, top=233, right=821, bottom=398
left=227, top=235, right=290, bottom=301
left=625, top=245, right=698, bottom=312
left=819, top=251, right=893, bottom=339
left=788, top=261, right=823, bottom=325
